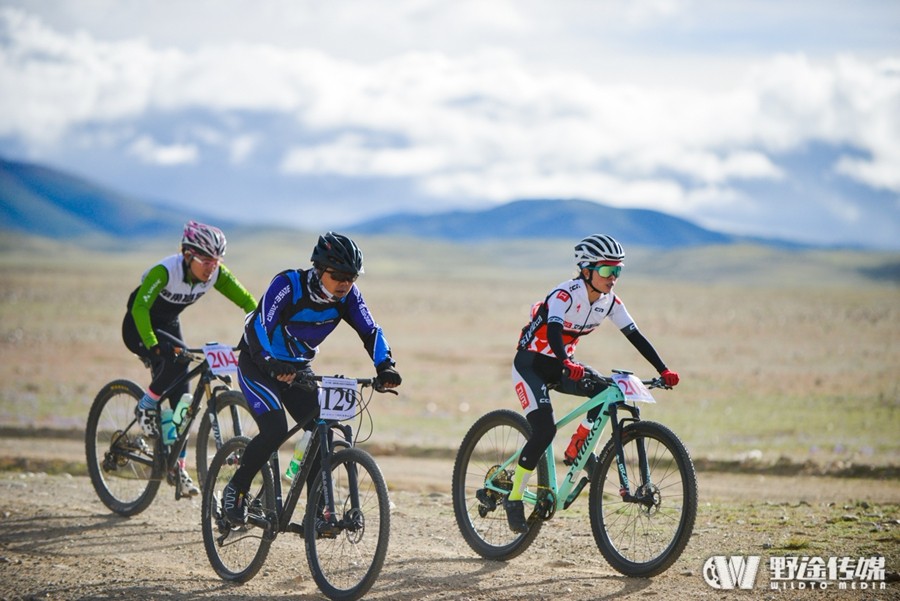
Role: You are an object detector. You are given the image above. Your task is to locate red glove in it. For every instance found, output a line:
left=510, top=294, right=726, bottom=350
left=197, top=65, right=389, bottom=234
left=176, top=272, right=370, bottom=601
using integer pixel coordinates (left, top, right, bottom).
left=660, top=369, right=679, bottom=387
left=562, top=359, right=584, bottom=381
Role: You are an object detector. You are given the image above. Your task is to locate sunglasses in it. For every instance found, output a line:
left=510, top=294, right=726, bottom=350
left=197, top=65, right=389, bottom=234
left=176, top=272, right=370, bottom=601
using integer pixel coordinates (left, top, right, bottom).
left=191, top=253, right=220, bottom=268
left=325, top=270, right=358, bottom=283
left=586, top=264, right=623, bottom=278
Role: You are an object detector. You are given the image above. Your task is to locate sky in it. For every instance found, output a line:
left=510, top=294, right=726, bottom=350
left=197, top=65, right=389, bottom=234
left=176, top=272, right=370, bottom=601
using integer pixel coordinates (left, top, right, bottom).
left=1, top=1, right=899, bottom=249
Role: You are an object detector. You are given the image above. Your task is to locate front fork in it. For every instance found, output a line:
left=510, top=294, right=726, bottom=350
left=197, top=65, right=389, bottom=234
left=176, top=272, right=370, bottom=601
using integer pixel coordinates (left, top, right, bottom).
left=609, top=403, right=652, bottom=505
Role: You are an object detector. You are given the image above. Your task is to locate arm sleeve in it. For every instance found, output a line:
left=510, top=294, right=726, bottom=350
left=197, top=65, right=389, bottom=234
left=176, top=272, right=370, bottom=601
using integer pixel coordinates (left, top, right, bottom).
left=130, top=264, right=169, bottom=349
left=546, top=322, right=570, bottom=365
left=214, top=264, right=257, bottom=313
left=545, top=288, right=573, bottom=364
left=247, top=273, right=292, bottom=362
left=621, top=325, right=668, bottom=373
left=344, top=287, right=393, bottom=367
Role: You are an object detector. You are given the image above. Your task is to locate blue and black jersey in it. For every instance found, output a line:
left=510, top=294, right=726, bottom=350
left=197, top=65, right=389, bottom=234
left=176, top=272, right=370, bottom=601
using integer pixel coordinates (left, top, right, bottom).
left=241, top=268, right=392, bottom=369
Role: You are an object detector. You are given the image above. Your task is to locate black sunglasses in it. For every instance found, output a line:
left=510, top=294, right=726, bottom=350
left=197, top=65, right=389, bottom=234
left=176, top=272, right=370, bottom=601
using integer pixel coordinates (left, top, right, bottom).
left=325, top=270, right=358, bottom=283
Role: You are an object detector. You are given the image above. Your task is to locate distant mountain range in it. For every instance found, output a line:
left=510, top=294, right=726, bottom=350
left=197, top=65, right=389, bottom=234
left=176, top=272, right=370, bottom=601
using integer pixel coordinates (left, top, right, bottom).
left=0, top=157, right=200, bottom=240
left=2, top=156, right=786, bottom=248
left=348, top=199, right=737, bottom=248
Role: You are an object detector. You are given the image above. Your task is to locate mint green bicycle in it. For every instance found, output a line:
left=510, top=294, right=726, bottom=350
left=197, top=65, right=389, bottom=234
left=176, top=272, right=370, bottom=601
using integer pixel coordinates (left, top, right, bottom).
left=451, top=369, right=697, bottom=577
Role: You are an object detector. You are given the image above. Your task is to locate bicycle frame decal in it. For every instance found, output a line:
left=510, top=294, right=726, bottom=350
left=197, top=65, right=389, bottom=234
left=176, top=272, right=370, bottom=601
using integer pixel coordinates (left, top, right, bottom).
left=202, top=343, right=239, bottom=375
left=318, top=377, right=358, bottom=421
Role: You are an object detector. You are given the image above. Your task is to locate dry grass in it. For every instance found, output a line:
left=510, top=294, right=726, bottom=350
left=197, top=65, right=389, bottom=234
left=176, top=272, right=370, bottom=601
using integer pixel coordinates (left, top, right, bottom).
left=1, top=232, right=898, bottom=471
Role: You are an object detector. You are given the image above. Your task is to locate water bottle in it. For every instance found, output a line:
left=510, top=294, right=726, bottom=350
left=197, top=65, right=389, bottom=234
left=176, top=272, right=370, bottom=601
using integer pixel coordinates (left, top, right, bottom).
left=284, top=430, right=312, bottom=481
left=161, top=408, right=176, bottom=446
left=172, top=393, right=192, bottom=435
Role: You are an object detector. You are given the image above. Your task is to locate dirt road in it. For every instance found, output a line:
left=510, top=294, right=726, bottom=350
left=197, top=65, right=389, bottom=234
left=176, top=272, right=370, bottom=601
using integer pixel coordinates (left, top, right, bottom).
left=1, top=449, right=898, bottom=601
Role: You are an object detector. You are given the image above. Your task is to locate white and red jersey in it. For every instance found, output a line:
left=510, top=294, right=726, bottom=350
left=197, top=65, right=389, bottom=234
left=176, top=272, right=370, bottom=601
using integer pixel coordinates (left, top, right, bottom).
left=516, top=277, right=635, bottom=358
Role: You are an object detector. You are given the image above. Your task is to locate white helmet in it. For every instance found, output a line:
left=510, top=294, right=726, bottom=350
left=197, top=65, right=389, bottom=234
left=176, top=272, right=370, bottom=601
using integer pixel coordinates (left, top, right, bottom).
left=182, top=220, right=226, bottom=258
left=574, top=234, right=624, bottom=266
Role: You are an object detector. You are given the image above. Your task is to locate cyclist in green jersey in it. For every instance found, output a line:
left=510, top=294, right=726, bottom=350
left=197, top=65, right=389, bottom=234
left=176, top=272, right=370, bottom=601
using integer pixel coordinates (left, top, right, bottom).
left=122, top=220, right=257, bottom=496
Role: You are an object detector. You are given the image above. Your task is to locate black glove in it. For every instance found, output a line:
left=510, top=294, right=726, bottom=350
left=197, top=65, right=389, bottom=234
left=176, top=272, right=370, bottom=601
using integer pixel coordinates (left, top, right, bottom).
left=264, top=356, right=296, bottom=379
left=294, top=365, right=317, bottom=391
left=375, top=360, right=401, bottom=387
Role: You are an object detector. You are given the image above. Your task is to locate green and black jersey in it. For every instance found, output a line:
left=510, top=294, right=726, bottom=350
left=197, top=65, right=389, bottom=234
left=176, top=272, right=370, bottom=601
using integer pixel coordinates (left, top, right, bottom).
left=126, top=254, right=257, bottom=349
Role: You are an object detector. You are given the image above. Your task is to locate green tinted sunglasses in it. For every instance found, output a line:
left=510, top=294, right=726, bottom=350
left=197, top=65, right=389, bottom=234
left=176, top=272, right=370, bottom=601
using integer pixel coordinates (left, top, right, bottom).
left=587, top=264, right=623, bottom=278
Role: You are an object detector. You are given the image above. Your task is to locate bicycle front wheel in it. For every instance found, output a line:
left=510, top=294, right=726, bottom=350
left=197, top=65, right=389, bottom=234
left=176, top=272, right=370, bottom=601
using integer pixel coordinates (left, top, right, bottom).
left=589, top=420, right=698, bottom=577
left=451, top=409, right=549, bottom=561
left=201, top=436, right=275, bottom=583
left=195, top=389, right=258, bottom=490
left=304, top=447, right=390, bottom=601
left=85, top=379, right=162, bottom=516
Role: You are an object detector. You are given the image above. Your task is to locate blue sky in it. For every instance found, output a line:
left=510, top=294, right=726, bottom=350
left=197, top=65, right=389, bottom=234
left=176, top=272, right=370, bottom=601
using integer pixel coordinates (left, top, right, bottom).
left=1, top=1, right=898, bottom=248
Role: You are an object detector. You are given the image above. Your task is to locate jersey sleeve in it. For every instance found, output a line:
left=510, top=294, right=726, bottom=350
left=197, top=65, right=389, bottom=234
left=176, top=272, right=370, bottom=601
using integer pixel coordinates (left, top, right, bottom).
left=545, top=288, right=573, bottom=325
left=608, top=295, right=636, bottom=331
left=213, top=263, right=257, bottom=313
left=343, top=287, right=393, bottom=367
left=246, top=272, right=293, bottom=361
left=131, top=263, right=169, bottom=349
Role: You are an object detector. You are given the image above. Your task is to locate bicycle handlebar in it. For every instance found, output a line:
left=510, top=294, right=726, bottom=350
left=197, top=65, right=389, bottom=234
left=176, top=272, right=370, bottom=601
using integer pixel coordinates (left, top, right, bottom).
left=282, top=370, right=399, bottom=396
left=154, top=329, right=238, bottom=362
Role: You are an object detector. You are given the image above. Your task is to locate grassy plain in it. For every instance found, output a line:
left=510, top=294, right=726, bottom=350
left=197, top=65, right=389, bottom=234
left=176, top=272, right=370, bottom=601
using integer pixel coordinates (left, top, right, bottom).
left=0, top=231, right=898, bottom=473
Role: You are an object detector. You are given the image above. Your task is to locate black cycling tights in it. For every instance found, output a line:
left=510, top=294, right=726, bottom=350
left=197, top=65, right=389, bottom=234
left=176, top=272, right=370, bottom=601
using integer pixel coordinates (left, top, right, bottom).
left=230, top=409, right=319, bottom=494
left=518, top=407, right=557, bottom=471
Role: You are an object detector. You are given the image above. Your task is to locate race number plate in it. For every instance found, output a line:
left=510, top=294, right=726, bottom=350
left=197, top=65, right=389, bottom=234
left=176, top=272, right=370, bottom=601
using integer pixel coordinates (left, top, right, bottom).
left=612, top=373, right=656, bottom=404
left=318, top=377, right=358, bottom=421
left=202, top=343, right=239, bottom=375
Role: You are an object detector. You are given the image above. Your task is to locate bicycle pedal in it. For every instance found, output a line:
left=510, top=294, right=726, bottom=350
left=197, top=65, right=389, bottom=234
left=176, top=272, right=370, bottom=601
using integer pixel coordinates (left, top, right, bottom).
left=286, top=522, right=304, bottom=537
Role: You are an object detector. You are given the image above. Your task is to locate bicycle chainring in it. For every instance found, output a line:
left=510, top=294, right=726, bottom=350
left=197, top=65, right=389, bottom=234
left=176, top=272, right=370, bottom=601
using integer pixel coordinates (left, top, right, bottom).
left=533, top=487, right=556, bottom=521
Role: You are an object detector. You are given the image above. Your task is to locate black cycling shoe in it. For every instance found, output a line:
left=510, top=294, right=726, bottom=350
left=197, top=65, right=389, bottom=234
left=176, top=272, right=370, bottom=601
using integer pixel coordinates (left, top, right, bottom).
left=222, top=482, right=248, bottom=525
left=504, top=498, right=528, bottom=533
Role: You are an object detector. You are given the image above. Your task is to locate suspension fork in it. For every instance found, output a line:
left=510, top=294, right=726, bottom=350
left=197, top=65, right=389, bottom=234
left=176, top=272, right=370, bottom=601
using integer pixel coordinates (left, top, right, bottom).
left=317, top=422, right=338, bottom=523
left=609, top=403, right=649, bottom=502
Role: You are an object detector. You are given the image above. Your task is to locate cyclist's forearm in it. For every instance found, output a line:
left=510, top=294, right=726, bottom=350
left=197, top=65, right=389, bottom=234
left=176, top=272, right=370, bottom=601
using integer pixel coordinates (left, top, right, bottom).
left=622, top=325, right=667, bottom=373
left=546, top=322, right=571, bottom=364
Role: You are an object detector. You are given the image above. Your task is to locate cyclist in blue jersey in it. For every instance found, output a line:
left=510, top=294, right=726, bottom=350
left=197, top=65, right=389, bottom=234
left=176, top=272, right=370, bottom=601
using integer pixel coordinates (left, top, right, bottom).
left=123, top=220, right=257, bottom=496
left=505, top=234, right=680, bottom=532
left=221, top=232, right=401, bottom=524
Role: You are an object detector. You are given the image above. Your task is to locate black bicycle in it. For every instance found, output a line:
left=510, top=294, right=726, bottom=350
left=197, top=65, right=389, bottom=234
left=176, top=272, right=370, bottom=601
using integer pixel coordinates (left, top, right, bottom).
left=202, top=374, right=393, bottom=601
left=85, top=332, right=258, bottom=516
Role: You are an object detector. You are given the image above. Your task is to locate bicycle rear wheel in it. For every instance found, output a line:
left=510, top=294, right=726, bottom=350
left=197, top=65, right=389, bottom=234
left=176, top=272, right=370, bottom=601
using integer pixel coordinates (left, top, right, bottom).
left=304, top=447, right=390, bottom=601
left=589, top=420, right=698, bottom=577
left=201, top=436, right=275, bottom=583
left=195, top=389, right=258, bottom=490
left=85, top=379, right=162, bottom=516
left=451, top=409, right=549, bottom=561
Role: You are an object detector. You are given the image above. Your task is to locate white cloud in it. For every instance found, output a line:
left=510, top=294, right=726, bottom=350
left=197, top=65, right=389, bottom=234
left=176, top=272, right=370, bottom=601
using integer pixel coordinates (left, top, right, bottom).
left=128, top=136, right=197, bottom=166
left=1, top=2, right=898, bottom=246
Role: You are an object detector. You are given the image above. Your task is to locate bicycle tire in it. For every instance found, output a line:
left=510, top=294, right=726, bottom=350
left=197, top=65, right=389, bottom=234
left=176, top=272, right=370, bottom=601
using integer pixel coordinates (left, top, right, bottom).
left=201, top=435, right=276, bottom=583
left=589, top=420, right=698, bottom=577
left=304, top=447, right=390, bottom=601
left=195, top=389, right=257, bottom=490
left=85, top=379, right=162, bottom=516
left=451, top=409, right=549, bottom=561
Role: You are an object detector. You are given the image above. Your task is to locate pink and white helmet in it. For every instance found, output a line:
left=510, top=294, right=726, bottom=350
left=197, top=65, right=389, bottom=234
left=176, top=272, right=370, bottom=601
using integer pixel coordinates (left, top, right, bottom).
left=182, top=220, right=227, bottom=258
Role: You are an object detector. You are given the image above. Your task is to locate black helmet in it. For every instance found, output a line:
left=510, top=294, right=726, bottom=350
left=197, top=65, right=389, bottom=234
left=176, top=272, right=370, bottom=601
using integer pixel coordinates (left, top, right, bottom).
left=310, top=232, right=364, bottom=275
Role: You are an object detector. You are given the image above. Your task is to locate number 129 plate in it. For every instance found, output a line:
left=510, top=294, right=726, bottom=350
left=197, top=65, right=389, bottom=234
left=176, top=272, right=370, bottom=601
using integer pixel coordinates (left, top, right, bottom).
left=318, top=377, right=358, bottom=421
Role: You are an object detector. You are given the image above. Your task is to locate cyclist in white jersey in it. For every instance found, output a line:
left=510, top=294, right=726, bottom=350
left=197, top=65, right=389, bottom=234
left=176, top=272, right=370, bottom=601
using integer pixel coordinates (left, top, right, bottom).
left=505, top=234, right=680, bottom=532
left=122, top=221, right=257, bottom=496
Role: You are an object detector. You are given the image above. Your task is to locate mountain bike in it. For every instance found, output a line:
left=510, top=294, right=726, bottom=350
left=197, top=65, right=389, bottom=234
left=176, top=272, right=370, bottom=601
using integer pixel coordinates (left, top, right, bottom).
left=202, top=374, right=393, bottom=601
left=452, top=368, right=697, bottom=577
left=85, top=332, right=258, bottom=516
